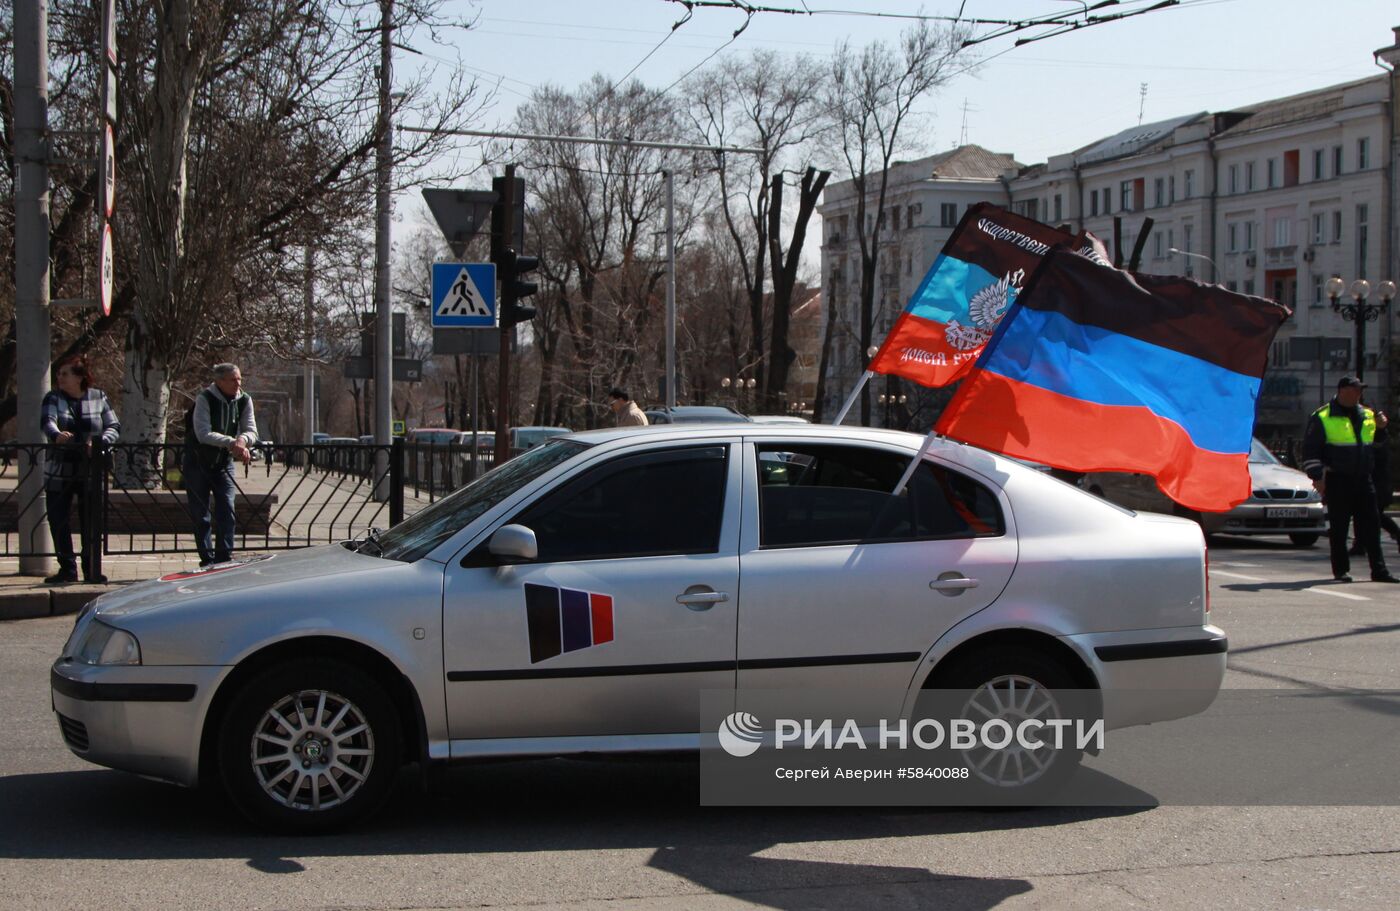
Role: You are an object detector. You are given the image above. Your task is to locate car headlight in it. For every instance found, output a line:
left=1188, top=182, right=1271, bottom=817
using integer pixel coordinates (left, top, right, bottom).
left=1303, top=489, right=1322, bottom=503
left=74, top=621, right=142, bottom=666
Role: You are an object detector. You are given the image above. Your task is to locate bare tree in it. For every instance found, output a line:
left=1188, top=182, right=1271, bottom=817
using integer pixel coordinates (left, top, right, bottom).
left=687, top=50, right=825, bottom=412
left=43, top=0, right=493, bottom=481
left=513, top=75, right=699, bottom=428
left=824, top=20, right=971, bottom=424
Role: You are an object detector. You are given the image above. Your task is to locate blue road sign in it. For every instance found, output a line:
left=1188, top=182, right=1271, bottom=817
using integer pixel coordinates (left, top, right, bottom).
left=431, top=262, right=497, bottom=328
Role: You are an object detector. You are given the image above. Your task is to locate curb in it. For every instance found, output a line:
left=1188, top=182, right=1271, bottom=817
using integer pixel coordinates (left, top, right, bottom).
left=0, top=586, right=122, bottom=621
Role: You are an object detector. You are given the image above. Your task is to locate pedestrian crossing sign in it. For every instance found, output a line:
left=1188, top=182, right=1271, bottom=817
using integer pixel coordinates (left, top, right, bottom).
left=431, top=262, right=497, bottom=328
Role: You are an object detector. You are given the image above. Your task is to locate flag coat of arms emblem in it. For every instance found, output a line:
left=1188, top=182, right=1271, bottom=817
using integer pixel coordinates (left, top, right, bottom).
left=867, top=203, right=1082, bottom=388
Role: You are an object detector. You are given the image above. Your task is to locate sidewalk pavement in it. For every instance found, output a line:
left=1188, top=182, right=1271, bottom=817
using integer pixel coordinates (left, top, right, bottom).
left=0, top=553, right=208, bottom=621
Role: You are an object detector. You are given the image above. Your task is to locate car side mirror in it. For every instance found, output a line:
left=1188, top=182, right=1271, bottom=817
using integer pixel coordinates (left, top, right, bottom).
left=488, top=524, right=538, bottom=564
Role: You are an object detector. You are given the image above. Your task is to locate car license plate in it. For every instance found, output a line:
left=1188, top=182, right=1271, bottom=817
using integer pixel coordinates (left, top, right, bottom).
left=1266, top=507, right=1307, bottom=519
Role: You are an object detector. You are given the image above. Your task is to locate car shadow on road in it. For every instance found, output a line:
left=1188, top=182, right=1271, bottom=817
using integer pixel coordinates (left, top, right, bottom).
left=0, top=760, right=1153, bottom=909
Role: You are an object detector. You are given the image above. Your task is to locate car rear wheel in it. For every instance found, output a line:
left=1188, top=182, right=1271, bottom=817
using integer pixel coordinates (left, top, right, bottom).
left=926, top=647, right=1089, bottom=802
left=1289, top=533, right=1319, bottom=547
left=217, top=659, right=402, bottom=832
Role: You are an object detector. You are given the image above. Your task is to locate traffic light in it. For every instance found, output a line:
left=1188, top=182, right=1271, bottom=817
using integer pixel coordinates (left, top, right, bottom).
left=500, top=247, right=539, bottom=326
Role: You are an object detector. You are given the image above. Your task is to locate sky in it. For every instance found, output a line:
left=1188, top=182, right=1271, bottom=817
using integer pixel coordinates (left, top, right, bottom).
left=403, top=0, right=1398, bottom=171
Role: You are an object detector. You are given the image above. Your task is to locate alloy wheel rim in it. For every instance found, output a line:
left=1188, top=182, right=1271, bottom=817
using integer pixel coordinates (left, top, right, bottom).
left=250, top=688, right=375, bottom=811
left=957, top=674, right=1062, bottom=788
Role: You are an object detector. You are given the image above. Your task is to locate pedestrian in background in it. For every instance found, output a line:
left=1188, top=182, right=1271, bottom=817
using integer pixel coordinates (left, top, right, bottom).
left=1300, top=376, right=1398, bottom=583
left=40, top=354, right=120, bottom=584
left=607, top=388, right=649, bottom=427
left=183, top=363, right=257, bottom=567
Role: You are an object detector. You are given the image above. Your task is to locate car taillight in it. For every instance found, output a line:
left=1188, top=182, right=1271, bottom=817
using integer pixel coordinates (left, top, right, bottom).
left=1204, top=547, right=1211, bottom=617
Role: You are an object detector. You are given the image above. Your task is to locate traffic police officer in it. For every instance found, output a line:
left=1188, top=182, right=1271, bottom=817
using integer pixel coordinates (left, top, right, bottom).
left=1301, top=376, right=1398, bottom=583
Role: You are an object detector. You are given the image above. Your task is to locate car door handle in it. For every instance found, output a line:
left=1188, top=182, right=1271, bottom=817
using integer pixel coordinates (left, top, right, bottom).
left=676, top=589, right=729, bottom=609
left=929, top=574, right=979, bottom=594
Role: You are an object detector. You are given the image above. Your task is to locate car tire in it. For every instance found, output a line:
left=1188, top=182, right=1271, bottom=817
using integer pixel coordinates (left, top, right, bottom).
left=217, top=658, right=402, bottom=833
left=925, top=647, right=1089, bottom=803
left=1289, top=533, right=1319, bottom=547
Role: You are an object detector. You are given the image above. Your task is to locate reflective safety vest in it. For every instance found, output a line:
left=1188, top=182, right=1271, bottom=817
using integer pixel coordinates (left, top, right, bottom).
left=1313, top=404, right=1376, bottom=447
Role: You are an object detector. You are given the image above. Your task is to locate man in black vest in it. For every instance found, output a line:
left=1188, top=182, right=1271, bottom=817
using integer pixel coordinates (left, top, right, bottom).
left=183, top=363, right=257, bottom=566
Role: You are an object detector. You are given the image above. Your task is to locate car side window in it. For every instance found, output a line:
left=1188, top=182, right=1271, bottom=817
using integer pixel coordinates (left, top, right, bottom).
left=512, top=446, right=728, bottom=562
left=756, top=444, right=1003, bottom=548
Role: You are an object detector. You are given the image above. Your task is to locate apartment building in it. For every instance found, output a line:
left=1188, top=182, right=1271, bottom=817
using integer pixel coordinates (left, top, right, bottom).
left=819, top=27, right=1400, bottom=438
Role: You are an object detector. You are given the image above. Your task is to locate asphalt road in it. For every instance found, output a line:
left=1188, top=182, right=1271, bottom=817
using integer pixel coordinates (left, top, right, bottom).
left=1, top=535, right=1397, bottom=910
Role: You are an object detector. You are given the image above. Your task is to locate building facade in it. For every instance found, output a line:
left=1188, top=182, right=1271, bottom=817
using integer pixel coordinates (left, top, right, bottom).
left=818, top=27, right=1400, bottom=441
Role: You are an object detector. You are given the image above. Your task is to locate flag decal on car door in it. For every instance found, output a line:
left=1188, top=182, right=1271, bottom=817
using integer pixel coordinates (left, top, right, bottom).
left=525, top=583, right=615, bottom=663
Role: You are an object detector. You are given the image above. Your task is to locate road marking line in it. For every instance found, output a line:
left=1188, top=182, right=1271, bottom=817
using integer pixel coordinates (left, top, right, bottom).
left=1307, top=587, right=1370, bottom=601
left=1212, top=570, right=1265, bottom=581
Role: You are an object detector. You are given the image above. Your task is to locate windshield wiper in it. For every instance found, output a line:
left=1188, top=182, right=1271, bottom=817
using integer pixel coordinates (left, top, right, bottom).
left=357, top=527, right=384, bottom=556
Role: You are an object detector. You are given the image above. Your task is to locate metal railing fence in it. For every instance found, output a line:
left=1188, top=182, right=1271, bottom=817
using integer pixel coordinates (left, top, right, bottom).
left=0, top=440, right=501, bottom=571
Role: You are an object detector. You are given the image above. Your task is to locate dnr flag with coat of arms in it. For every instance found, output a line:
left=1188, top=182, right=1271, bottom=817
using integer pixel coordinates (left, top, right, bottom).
left=867, top=203, right=1108, bottom=388
left=934, top=246, right=1291, bottom=513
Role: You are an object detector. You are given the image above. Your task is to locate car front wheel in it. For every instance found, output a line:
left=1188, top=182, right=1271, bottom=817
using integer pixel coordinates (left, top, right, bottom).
left=217, top=659, right=402, bottom=832
left=1289, top=533, right=1319, bottom=547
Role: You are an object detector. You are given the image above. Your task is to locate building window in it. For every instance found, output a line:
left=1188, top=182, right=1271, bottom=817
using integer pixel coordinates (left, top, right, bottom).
left=1120, top=180, right=1133, bottom=212
left=1358, top=137, right=1370, bottom=170
left=940, top=202, right=957, bottom=227
left=1154, top=233, right=1164, bottom=259
left=892, top=207, right=901, bottom=231
left=1313, top=149, right=1325, bottom=180
left=1102, top=187, right=1111, bottom=214
left=1333, top=210, right=1342, bottom=243
left=1184, top=170, right=1194, bottom=198
left=1166, top=228, right=1174, bottom=256
left=1312, top=274, right=1323, bottom=307
left=1053, top=194, right=1062, bottom=223
left=1244, top=221, right=1255, bottom=250
left=1272, top=217, right=1289, bottom=247
left=1226, top=281, right=1238, bottom=292
left=1228, top=165, right=1238, bottom=194
left=1169, top=175, right=1176, bottom=202
left=1154, top=178, right=1165, bottom=208
left=1357, top=204, right=1368, bottom=279
left=1244, top=279, right=1255, bottom=296
left=906, top=253, right=912, bottom=276
left=1182, top=223, right=1192, bottom=255
left=1332, top=145, right=1343, bottom=177
left=1312, top=213, right=1324, bottom=244
left=1266, top=159, right=1276, bottom=188
left=1245, top=162, right=1255, bottom=191
left=1089, top=190, right=1099, bottom=217
left=1227, top=223, right=1238, bottom=252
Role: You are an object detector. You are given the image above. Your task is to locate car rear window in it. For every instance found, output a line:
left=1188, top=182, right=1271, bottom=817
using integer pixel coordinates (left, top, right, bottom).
left=755, top=444, right=1004, bottom=548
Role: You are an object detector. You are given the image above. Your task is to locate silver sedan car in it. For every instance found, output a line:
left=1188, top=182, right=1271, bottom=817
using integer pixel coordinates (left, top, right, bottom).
left=52, top=425, right=1225, bottom=830
left=1081, top=438, right=1327, bottom=546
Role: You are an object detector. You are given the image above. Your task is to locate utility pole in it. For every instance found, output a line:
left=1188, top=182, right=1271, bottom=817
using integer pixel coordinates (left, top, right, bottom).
left=304, top=246, right=316, bottom=444
left=494, top=164, right=516, bottom=465
left=664, top=171, right=676, bottom=411
left=373, top=0, right=393, bottom=499
left=15, top=0, right=54, bottom=575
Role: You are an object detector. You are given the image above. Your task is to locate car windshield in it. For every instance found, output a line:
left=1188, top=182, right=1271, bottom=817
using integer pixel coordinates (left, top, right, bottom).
left=1248, top=438, right=1281, bottom=465
left=376, top=439, right=589, bottom=562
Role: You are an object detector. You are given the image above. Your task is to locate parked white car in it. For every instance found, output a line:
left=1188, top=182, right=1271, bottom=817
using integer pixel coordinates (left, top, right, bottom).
left=52, top=425, right=1224, bottom=830
left=1081, top=438, right=1326, bottom=546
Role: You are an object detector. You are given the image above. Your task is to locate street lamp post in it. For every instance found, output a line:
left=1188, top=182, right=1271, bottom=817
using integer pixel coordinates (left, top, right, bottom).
left=1327, top=277, right=1396, bottom=381
left=1168, top=247, right=1218, bottom=282
left=721, top=377, right=756, bottom=412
